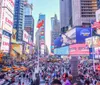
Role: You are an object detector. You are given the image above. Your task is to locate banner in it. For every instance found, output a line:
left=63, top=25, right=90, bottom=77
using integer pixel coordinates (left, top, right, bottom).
left=23, top=30, right=29, bottom=42
left=85, top=36, right=100, bottom=48
left=1, top=8, right=13, bottom=34
left=54, top=46, right=69, bottom=55
left=96, top=9, right=100, bottom=22
left=70, top=44, right=89, bottom=55
left=94, top=47, right=100, bottom=59
left=24, top=44, right=30, bottom=54
left=54, top=36, right=63, bottom=48
left=1, top=35, right=10, bottom=53
left=2, top=0, right=14, bottom=14
left=76, top=27, right=92, bottom=43
left=11, top=29, right=17, bottom=43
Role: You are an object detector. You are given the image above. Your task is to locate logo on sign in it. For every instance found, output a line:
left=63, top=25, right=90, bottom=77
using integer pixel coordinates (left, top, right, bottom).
left=80, top=29, right=90, bottom=37
left=3, top=42, right=9, bottom=46
left=6, top=17, right=13, bottom=26
left=8, top=0, right=14, bottom=6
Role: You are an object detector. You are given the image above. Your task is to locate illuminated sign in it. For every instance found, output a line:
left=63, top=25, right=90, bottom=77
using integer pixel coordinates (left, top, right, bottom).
left=76, top=27, right=91, bottom=43
left=70, top=44, right=89, bottom=55
left=1, top=8, right=13, bottom=34
left=23, top=30, right=29, bottom=42
left=2, top=0, right=14, bottom=14
left=1, top=35, right=10, bottom=53
left=80, top=29, right=90, bottom=36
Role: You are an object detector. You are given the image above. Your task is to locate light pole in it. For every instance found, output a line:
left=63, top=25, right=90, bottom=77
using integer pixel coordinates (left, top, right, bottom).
left=91, top=28, right=95, bottom=72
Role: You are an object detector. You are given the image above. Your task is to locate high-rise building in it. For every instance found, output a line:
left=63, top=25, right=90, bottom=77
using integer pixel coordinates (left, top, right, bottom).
left=24, top=0, right=34, bottom=42
left=24, top=15, right=34, bottom=41
left=13, top=0, right=25, bottom=41
left=0, top=0, right=2, bottom=26
left=60, top=0, right=72, bottom=28
left=35, top=14, right=45, bottom=56
left=97, top=0, right=100, bottom=9
left=24, top=0, right=33, bottom=15
left=51, top=14, right=60, bottom=52
left=72, top=0, right=98, bottom=27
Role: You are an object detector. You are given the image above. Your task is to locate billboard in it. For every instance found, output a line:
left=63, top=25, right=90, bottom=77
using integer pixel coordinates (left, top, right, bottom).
left=85, top=36, right=100, bottom=48
left=96, top=9, right=100, bottom=22
left=10, top=44, right=23, bottom=57
left=70, top=44, right=89, bottom=55
left=2, top=0, right=14, bottom=14
left=1, top=34, right=10, bottom=53
left=23, top=30, right=29, bottom=42
left=54, top=46, right=69, bottom=55
left=1, top=8, right=13, bottom=34
left=24, top=44, right=30, bottom=54
left=11, top=29, right=17, bottom=43
left=76, top=27, right=92, bottom=43
left=94, top=47, right=100, bottom=59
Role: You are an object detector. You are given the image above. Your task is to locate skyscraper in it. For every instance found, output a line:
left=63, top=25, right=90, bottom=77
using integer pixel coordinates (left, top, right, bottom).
left=24, top=15, right=34, bottom=41
left=24, top=0, right=33, bottom=15
left=36, top=14, right=45, bottom=56
left=24, top=0, right=34, bottom=42
left=97, top=0, right=100, bottom=9
left=51, top=14, right=60, bottom=52
left=60, top=0, right=72, bottom=28
left=72, top=0, right=98, bottom=27
left=13, top=0, right=24, bottom=41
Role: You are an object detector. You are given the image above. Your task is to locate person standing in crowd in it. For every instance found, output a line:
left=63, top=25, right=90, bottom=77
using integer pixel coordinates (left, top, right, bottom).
left=51, top=79, right=62, bottom=85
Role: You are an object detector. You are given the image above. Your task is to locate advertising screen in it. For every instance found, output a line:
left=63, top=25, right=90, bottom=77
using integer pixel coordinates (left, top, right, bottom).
left=76, top=27, right=92, bottom=43
left=1, top=35, right=10, bottom=53
left=23, top=30, right=29, bottom=42
left=70, top=44, right=89, bottom=55
left=2, top=0, right=14, bottom=14
left=54, top=46, right=69, bottom=55
left=85, top=36, right=100, bottom=48
left=94, top=47, right=100, bottom=59
left=1, top=8, right=13, bottom=34
left=96, top=9, right=100, bottom=22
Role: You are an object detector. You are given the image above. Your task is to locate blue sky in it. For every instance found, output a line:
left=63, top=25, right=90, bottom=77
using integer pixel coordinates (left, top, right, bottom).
left=28, top=0, right=60, bottom=52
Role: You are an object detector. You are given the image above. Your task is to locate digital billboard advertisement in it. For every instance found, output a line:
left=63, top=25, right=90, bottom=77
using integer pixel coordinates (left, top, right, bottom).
left=1, top=34, right=10, bottom=53
left=70, top=44, right=89, bottom=55
left=85, top=36, right=100, bottom=48
left=76, top=27, right=92, bottom=43
left=54, top=46, right=69, bottom=55
left=2, top=0, right=15, bottom=14
left=23, top=30, right=29, bottom=43
left=1, top=8, right=13, bottom=34
left=94, top=47, right=100, bottom=59
left=96, top=9, right=100, bottom=22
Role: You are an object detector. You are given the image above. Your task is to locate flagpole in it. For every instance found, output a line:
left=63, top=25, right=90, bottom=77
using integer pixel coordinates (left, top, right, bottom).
left=91, top=27, right=95, bottom=72
left=37, top=30, right=40, bottom=73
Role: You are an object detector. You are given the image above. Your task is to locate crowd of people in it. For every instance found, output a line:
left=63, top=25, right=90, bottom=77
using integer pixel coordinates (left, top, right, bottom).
left=40, top=60, right=100, bottom=85
left=0, top=56, right=100, bottom=85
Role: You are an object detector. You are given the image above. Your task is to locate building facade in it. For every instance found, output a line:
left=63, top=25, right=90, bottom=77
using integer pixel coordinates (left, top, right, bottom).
left=60, top=0, right=72, bottom=28
left=97, top=0, right=100, bottom=9
left=72, top=0, right=98, bottom=27
left=24, top=0, right=34, bottom=42
left=24, top=0, right=33, bottom=15
left=35, top=14, right=45, bottom=56
left=24, top=15, right=34, bottom=41
left=13, top=0, right=24, bottom=41
left=51, top=14, right=60, bottom=52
